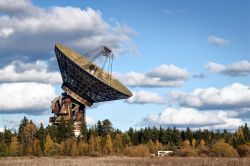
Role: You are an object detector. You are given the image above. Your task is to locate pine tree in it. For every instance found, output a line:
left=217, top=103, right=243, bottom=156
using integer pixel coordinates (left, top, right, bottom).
left=186, top=127, right=193, bottom=145
left=102, top=119, right=113, bottom=136
left=57, top=118, right=74, bottom=142
left=97, top=120, right=102, bottom=136
left=127, top=128, right=135, bottom=145
left=3, top=127, right=12, bottom=147
left=81, top=120, right=88, bottom=141
left=46, top=124, right=58, bottom=141
left=243, top=123, right=250, bottom=141
left=36, top=123, right=46, bottom=151
left=18, top=116, right=29, bottom=141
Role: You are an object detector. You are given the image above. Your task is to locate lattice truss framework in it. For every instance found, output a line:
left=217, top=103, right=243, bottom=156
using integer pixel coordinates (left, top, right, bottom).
left=55, top=46, right=129, bottom=104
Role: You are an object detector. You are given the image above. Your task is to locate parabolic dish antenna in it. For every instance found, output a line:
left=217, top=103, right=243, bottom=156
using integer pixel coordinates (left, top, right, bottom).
left=55, top=44, right=132, bottom=106
left=50, top=44, right=132, bottom=136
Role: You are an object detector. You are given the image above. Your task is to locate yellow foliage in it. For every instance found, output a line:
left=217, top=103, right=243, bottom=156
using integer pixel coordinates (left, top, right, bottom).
left=9, top=136, right=19, bottom=156
left=104, top=134, right=113, bottom=155
left=177, top=140, right=198, bottom=157
left=32, top=139, right=42, bottom=156
left=191, top=138, right=196, bottom=148
left=147, top=140, right=163, bottom=153
left=197, top=139, right=209, bottom=155
left=78, top=141, right=88, bottom=155
left=123, top=145, right=150, bottom=157
left=113, top=134, right=123, bottom=153
left=210, top=141, right=239, bottom=157
left=70, top=139, right=79, bottom=156
left=183, top=140, right=191, bottom=148
left=44, top=134, right=53, bottom=155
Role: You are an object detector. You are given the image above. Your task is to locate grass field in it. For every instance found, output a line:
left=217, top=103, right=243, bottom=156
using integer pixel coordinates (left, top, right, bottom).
left=0, top=157, right=250, bottom=166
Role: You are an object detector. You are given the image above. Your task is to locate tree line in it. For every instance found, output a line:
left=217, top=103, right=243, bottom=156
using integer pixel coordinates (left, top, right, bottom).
left=0, top=116, right=250, bottom=157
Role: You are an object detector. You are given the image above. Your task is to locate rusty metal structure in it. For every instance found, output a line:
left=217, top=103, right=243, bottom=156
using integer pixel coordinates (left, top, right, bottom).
left=50, top=44, right=132, bottom=136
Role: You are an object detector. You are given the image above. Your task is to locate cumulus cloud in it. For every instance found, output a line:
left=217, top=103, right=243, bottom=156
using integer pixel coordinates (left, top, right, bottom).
left=0, top=82, right=57, bottom=114
left=86, top=116, right=95, bottom=126
left=0, top=0, right=135, bottom=65
left=207, top=36, right=229, bottom=46
left=206, top=60, right=250, bottom=77
left=146, top=64, right=189, bottom=81
left=171, top=83, right=250, bottom=110
left=140, top=107, right=244, bottom=130
left=126, top=91, right=166, bottom=104
left=0, top=60, right=62, bottom=84
left=115, top=64, right=190, bottom=87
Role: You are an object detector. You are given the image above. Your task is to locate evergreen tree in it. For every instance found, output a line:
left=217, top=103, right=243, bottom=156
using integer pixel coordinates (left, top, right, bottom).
left=173, top=126, right=181, bottom=146
left=3, top=127, right=12, bottom=147
left=46, top=124, right=58, bottom=142
left=243, top=123, right=250, bottom=141
left=186, top=127, right=193, bottom=145
left=18, top=116, right=29, bottom=141
left=36, top=123, right=46, bottom=151
left=81, top=120, right=88, bottom=141
left=101, top=119, right=113, bottom=136
left=97, top=120, right=102, bottom=136
left=57, top=118, right=74, bottom=142
left=127, top=127, right=135, bottom=145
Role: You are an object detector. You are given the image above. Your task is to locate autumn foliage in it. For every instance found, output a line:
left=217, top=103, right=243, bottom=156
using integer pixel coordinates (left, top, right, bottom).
left=0, top=117, right=250, bottom=157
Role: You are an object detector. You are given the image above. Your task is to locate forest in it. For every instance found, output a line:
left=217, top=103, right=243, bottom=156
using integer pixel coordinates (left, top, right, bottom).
left=0, top=116, right=250, bottom=158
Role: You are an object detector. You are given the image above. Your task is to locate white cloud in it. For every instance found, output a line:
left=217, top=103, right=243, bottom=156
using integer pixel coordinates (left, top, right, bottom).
left=206, top=60, right=250, bottom=77
left=114, top=64, right=190, bottom=87
left=0, top=82, right=57, bottom=114
left=0, top=27, right=14, bottom=38
left=208, top=36, right=229, bottom=46
left=171, top=83, right=250, bottom=110
left=140, top=107, right=244, bottom=130
left=0, top=60, right=62, bottom=84
left=146, top=64, right=189, bottom=81
left=0, top=0, right=135, bottom=63
left=126, top=91, right=166, bottom=104
left=86, top=116, right=95, bottom=126
left=205, top=62, right=226, bottom=72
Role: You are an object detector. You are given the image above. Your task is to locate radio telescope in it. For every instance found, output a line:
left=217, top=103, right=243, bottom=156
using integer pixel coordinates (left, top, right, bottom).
left=50, top=44, right=132, bottom=136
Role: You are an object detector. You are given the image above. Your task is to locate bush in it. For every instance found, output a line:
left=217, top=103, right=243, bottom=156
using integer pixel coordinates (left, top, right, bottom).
left=176, top=147, right=198, bottom=157
left=210, top=141, right=239, bottom=157
left=237, top=144, right=250, bottom=157
left=175, top=140, right=198, bottom=157
left=123, top=145, right=150, bottom=157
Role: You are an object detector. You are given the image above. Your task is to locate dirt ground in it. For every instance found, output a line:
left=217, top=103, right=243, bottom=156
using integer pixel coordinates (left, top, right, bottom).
left=0, top=156, right=249, bottom=166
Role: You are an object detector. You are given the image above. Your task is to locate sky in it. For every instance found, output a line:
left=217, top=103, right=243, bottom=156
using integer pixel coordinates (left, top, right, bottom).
left=0, top=0, right=250, bottom=132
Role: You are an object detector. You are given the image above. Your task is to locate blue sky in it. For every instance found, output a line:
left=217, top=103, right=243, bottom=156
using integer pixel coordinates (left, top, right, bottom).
left=0, top=0, right=249, bottom=131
